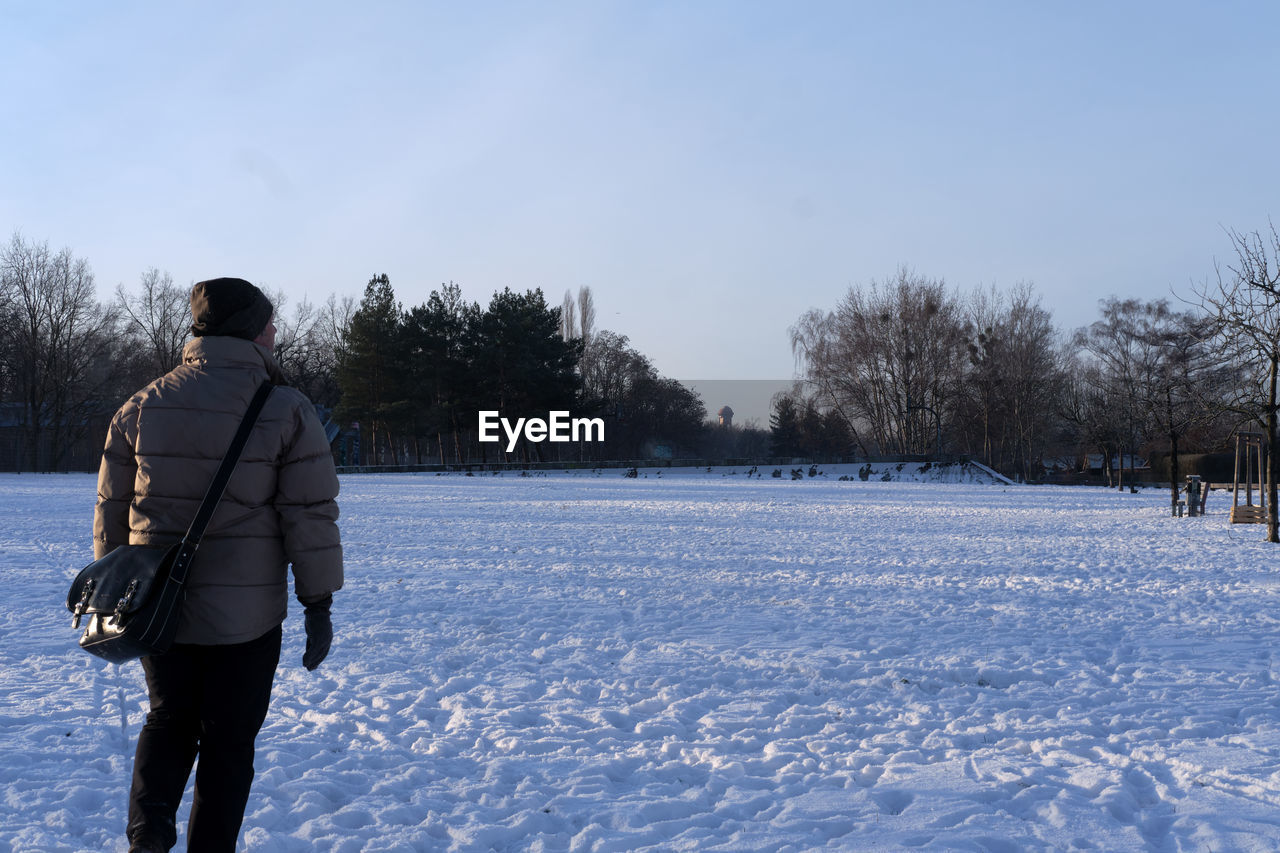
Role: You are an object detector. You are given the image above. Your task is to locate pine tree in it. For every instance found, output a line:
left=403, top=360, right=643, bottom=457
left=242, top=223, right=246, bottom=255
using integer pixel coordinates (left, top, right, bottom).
left=403, top=282, right=480, bottom=464
left=469, top=288, right=582, bottom=460
left=336, top=274, right=404, bottom=464
left=769, top=395, right=801, bottom=457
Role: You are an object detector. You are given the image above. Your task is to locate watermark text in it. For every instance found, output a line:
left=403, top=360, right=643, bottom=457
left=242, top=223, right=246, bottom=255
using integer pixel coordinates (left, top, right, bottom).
left=478, top=411, right=605, bottom=453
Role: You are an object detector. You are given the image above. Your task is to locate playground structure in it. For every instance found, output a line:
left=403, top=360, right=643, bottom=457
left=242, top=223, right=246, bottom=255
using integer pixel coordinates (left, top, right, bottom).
left=1230, top=432, right=1268, bottom=524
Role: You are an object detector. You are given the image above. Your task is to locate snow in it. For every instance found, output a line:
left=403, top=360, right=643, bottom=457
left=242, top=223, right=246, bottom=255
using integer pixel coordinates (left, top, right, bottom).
left=6, top=466, right=1280, bottom=851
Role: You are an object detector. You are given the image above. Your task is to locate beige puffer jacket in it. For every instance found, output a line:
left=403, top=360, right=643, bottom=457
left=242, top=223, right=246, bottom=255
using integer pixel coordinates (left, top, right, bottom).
left=93, top=336, right=344, bottom=645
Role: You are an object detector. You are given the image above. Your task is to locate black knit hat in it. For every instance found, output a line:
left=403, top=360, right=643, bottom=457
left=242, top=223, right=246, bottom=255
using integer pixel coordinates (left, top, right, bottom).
left=189, top=277, right=273, bottom=340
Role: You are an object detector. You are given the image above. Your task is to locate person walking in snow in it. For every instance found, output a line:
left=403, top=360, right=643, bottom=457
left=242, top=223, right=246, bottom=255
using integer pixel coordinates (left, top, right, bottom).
left=94, top=277, right=344, bottom=853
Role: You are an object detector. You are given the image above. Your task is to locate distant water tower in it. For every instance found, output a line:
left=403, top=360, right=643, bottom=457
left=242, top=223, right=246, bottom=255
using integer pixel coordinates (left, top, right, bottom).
left=718, top=406, right=734, bottom=428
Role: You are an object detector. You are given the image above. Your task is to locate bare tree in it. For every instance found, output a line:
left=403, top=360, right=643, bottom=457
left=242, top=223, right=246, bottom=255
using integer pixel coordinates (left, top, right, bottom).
left=1143, top=305, right=1221, bottom=514
left=321, top=292, right=355, bottom=361
left=0, top=232, right=121, bottom=471
left=560, top=289, right=577, bottom=342
left=273, top=293, right=346, bottom=407
left=1002, top=287, right=1063, bottom=479
left=253, top=286, right=345, bottom=406
left=961, top=286, right=1007, bottom=468
left=960, top=284, right=1062, bottom=479
left=1075, top=298, right=1151, bottom=491
left=558, top=285, right=595, bottom=347
left=576, top=329, right=702, bottom=459
left=0, top=266, right=16, bottom=403
left=115, top=267, right=190, bottom=378
left=580, top=329, right=646, bottom=408
left=1195, top=222, right=1280, bottom=540
left=791, top=268, right=967, bottom=456
left=577, top=285, right=595, bottom=347
left=1077, top=297, right=1220, bottom=510
left=788, top=308, right=870, bottom=457
left=1059, top=347, right=1126, bottom=484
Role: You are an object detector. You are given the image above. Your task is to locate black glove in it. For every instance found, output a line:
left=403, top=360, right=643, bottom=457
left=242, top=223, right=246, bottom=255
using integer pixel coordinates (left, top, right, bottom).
left=302, top=594, right=333, bottom=671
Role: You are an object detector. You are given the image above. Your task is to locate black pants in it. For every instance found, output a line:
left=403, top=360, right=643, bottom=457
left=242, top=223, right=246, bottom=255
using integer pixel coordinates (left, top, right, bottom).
left=127, top=624, right=282, bottom=852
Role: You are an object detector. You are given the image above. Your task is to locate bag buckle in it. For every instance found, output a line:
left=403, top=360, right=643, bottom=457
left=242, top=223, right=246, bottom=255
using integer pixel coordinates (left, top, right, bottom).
left=72, top=578, right=96, bottom=629
left=110, top=579, right=140, bottom=626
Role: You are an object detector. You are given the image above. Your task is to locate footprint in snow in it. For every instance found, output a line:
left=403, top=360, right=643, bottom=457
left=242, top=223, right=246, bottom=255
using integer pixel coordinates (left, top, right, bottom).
left=870, top=789, right=914, bottom=816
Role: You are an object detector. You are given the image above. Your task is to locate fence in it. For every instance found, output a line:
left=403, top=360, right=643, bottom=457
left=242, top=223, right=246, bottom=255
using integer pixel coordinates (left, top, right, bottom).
left=334, top=454, right=973, bottom=476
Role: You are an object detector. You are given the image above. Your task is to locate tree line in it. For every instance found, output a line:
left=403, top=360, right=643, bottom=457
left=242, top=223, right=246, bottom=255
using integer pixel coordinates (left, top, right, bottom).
left=6, top=221, right=1280, bottom=541
left=0, top=234, right=728, bottom=471
left=784, top=222, right=1280, bottom=537
left=0, top=232, right=355, bottom=472
left=333, top=276, right=735, bottom=465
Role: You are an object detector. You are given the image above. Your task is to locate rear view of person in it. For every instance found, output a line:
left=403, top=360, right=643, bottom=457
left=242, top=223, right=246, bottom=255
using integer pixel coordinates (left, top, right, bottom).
left=94, top=277, right=343, bottom=852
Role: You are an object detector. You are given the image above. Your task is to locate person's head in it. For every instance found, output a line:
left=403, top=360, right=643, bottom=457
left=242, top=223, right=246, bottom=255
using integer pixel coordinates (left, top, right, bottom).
left=189, top=277, right=275, bottom=347
left=253, top=314, right=277, bottom=351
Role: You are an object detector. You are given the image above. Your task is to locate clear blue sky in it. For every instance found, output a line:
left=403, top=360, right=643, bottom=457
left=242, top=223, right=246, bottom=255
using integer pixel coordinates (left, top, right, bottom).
left=3, top=1, right=1277, bottom=380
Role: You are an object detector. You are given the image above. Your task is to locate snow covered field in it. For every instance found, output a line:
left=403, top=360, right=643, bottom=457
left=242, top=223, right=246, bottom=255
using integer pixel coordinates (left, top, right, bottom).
left=6, top=468, right=1280, bottom=852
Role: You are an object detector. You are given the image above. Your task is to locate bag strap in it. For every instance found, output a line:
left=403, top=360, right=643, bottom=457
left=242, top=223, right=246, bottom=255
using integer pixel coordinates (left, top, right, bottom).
left=168, top=381, right=275, bottom=585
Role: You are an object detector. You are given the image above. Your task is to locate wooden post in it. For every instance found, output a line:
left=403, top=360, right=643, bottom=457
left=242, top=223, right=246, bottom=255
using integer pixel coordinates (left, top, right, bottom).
left=1231, top=433, right=1267, bottom=523
left=1233, top=435, right=1242, bottom=510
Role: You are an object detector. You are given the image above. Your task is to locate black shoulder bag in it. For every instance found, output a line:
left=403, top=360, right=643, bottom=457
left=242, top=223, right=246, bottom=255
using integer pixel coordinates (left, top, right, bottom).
left=67, top=381, right=274, bottom=663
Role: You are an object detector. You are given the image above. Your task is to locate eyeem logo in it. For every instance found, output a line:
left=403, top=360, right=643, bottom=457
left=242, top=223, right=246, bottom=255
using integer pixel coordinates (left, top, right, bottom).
left=478, top=411, right=605, bottom=453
